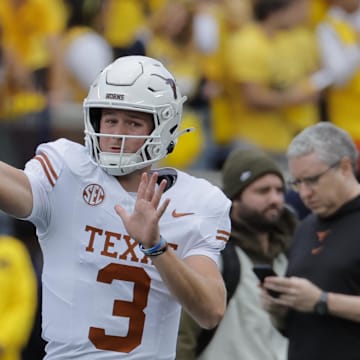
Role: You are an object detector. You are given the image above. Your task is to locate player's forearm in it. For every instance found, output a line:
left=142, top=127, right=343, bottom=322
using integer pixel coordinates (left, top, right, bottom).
left=152, top=249, right=226, bottom=329
left=0, top=162, right=33, bottom=218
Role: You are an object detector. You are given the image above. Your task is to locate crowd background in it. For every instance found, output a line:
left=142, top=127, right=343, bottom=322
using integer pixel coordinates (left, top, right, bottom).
left=0, top=0, right=359, bottom=358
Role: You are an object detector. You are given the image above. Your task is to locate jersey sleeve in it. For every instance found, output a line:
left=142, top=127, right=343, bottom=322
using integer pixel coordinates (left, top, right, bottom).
left=187, top=207, right=230, bottom=264
left=23, top=139, right=65, bottom=231
left=182, top=184, right=231, bottom=264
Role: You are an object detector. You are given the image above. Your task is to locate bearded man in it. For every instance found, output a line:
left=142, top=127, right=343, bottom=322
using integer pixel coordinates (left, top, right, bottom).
left=177, top=147, right=298, bottom=360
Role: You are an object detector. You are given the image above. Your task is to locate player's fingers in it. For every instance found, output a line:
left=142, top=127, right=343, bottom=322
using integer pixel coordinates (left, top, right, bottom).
left=145, top=172, right=158, bottom=201
left=157, top=197, right=170, bottom=219
left=136, top=172, right=148, bottom=200
left=152, top=178, right=167, bottom=208
left=114, top=204, right=128, bottom=222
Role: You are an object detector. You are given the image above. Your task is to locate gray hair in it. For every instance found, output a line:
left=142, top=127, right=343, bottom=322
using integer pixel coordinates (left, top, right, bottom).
left=287, top=123, right=358, bottom=172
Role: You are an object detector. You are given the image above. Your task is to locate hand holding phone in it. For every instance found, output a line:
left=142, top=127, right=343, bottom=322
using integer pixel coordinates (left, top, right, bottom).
left=253, top=264, right=281, bottom=298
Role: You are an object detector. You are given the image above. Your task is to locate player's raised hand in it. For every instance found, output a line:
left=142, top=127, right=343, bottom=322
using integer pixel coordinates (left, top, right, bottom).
left=114, top=172, right=170, bottom=248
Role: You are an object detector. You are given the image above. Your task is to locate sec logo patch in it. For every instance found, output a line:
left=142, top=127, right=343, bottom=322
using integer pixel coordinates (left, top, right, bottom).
left=83, top=184, right=105, bottom=206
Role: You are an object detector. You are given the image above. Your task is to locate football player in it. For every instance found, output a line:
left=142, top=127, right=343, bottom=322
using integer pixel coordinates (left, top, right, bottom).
left=0, top=56, right=231, bottom=359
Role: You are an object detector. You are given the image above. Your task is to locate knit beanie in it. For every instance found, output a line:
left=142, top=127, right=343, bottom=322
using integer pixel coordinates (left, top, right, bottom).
left=222, top=147, right=284, bottom=199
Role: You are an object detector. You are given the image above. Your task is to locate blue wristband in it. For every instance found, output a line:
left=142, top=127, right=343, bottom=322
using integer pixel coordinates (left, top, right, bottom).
left=139, top=236, right=168, bottom=257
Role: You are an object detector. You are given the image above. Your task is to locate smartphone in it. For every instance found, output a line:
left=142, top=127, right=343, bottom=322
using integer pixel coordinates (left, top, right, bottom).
left=253, top=264, right=281, bottom=298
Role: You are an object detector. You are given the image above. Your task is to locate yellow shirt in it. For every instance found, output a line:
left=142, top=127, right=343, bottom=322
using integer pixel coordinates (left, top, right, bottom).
left=225, top=24, right=320, bottom=152
left=0, top=236, right=37, bottom=360
left=102, top=0, right=146, bottom=48
left=0, top=0, right=66, bottom=69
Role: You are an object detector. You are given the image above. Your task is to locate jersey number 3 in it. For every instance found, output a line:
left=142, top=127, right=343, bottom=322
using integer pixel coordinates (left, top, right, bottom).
left=88, top=263, right=151, bottom=353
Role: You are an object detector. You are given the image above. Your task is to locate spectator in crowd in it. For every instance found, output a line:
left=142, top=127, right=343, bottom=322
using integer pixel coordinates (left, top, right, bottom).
left=99, top=0, right=147, bottom=58
left=192, top=0, right=253, bottom=170
left=0, top=233, right=37, bottom=360
left=315, top=0, right=360, bottom=147
left=176, top=147, right=297, bottom=360
left=263, top=122, right=360, bottom=360
left=224, top=0, right=327, bottom=165
left=51, top=0, right=113, bottom=105
left=146, top=0, right=206, bottom=170
left=0, top=0, right=66, bottom=109
left=0, top=0, right=67, bottom=166
left=0, top=55, right=231, bottom=359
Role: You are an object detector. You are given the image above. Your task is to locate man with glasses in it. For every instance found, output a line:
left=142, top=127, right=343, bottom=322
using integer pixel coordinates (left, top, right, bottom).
left=262, top=122, right=360, bottom=360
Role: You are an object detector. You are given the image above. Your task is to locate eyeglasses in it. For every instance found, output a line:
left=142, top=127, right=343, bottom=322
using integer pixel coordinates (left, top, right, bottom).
left=289, top=162, right=339, bottom=192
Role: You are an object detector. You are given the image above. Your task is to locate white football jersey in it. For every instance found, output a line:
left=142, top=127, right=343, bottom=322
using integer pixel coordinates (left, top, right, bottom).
left=24, top=139, right=231, bottom=360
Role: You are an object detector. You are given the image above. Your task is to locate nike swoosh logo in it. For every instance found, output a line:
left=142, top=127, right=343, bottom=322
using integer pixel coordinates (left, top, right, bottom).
left=172, top=209, right=195, bottom=218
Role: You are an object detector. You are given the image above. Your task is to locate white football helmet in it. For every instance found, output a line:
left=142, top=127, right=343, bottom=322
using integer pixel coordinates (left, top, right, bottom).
left=83, top=55, right=189, bottom=176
